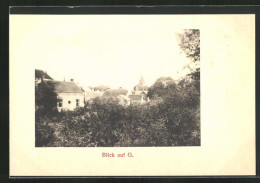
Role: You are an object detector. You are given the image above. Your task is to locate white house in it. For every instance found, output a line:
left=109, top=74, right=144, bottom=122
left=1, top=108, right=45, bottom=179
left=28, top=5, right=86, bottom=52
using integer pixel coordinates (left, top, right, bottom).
left=44, top=80, right=85, bottom=112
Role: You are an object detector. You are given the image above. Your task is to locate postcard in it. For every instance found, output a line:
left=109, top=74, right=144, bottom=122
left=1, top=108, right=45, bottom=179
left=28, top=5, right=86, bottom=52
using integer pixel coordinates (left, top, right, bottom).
left=9, top=14, right=255, bottom=176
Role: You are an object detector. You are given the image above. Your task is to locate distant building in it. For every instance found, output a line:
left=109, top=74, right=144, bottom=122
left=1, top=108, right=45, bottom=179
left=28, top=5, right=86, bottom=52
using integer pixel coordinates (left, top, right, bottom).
left=85, top=90, right=103, bottom=102
left=117, top=95, right=131, bottom=106
left=128, top=76, right=149, bottom=104
left=80, top=86, right=99, bottom=102
left=133, top=76, right=149, bottom=93
left=128, top=94, right=145, bottom=105
left=44, top=80, right=85, bottom=112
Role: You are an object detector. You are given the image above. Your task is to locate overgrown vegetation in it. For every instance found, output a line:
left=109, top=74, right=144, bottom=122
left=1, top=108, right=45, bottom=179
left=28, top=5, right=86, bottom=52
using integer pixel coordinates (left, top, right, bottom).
left=36, top=85, right=200, bottom=147
left=35, top=76, right=200, bottom=147
left=35, top=29, right=200, bottom=147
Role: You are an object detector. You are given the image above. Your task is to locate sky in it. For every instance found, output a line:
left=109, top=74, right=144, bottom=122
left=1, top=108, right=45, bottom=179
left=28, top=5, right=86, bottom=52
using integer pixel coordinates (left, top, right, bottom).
left=10, top=15, right=192, bottom=90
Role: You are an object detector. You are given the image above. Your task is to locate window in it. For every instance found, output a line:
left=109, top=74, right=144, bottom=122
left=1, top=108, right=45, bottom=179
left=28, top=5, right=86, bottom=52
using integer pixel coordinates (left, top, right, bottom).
left=76, top=99, right=79, bottom=107
left=58, top=99, right=63, bottom=107
left=68, top=101, right=71, bottom=104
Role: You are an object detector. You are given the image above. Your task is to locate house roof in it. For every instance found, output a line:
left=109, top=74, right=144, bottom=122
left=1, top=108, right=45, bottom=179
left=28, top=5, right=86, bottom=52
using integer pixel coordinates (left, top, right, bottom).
left=45, top=81, right=84, bottom=93
left=135, top=90, right=148, bottom=95
left=128, top=94, right=143, bottom=101
left=35, top=69, right=53, bottom=80
left=118, top=95, right=130, bottom=101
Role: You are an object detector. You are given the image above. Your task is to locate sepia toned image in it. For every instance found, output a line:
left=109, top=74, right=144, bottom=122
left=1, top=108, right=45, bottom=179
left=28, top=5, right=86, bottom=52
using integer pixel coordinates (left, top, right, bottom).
left=35, top=24, right=200, bottom=147
left=10, top=14, right=255, bottom=176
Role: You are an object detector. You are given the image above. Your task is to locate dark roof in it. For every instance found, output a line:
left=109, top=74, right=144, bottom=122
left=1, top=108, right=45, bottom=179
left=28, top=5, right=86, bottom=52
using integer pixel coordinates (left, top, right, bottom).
left=35, top=69, right=53, bottom=80
left=128, top=94, right=143, bottom=101
left=45, top=81, right=84, bottom=93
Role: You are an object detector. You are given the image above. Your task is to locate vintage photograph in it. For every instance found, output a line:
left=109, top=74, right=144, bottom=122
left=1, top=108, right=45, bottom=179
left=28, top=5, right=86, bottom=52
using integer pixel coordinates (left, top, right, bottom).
left=35, top=17, right=200, bottom=147
left=10, top=13, right=255, bottom=176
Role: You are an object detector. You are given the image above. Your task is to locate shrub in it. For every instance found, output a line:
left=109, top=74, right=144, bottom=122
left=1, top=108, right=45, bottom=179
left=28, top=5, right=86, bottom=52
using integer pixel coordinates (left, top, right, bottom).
left=35, top=116, right=55, bottom=147
left=35, top=85, right=200, bottom=147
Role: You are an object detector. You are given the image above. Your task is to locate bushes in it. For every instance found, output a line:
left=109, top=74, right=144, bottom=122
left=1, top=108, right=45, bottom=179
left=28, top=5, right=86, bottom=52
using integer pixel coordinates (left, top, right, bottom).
left=35, top=115, right=55, bottom=147
left=35, top=82, right=60, bottom=116
left=35, top=86, right=200, bottom=147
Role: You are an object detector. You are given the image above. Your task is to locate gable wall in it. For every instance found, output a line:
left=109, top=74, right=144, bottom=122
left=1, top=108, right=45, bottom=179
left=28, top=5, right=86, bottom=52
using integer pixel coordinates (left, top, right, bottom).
left=57, top=92, right=84, bottom=111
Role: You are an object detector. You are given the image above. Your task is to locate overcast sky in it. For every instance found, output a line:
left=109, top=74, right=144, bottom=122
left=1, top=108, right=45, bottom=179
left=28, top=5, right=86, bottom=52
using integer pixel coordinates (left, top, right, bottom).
left=10, top=15, right=192, bottom=90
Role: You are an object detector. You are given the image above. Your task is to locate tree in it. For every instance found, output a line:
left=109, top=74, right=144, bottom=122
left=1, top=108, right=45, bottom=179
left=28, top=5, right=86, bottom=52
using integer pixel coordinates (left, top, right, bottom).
left=147, top=77, right=177, bottom=99
left=35, top=81, right=61, bottom=146
left=177, top=29, right=200, bottom=82
left=102, top=88, right=128, bottom=98
left=35, top=81, right=60, bottom=116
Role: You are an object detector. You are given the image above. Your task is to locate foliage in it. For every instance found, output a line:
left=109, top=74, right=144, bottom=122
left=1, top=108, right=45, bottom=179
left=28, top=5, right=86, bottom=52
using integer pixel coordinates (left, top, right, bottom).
left=35, top=81, right=60, bottom=116
left=177, top=29, right=200, bottom=63
left=35, top=115, right=55, bottom=147
left=147, top=77, right=177, bottom=99
left=35, top=87, right=200, bottom=146
left=35, top=81, right=61, bottom=146
left=177, top=29, right=200, bottom=82
left=102, top=88, right=128, bottom=98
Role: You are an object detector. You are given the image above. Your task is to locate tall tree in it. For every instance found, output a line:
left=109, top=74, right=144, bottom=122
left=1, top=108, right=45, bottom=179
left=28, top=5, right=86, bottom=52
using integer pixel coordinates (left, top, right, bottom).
left=177, top=29, right=200, bottom=82
left=147, top=77, right=177, bottom=99
left=35, top=81, right=60, bottom=116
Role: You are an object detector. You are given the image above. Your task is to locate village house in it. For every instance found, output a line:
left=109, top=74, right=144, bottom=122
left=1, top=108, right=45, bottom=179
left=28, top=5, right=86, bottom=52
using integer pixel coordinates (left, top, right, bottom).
left=83, top=86, right=103, bottom=103
left=35, top=69, right=152, bottom=109
left=128, top=94, right=145, bottom=105
left=128, top=76, right=150, bottom=105
left=36, top=69, right=85, bottom=112
left=44, top=80, right=85, bottom=112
